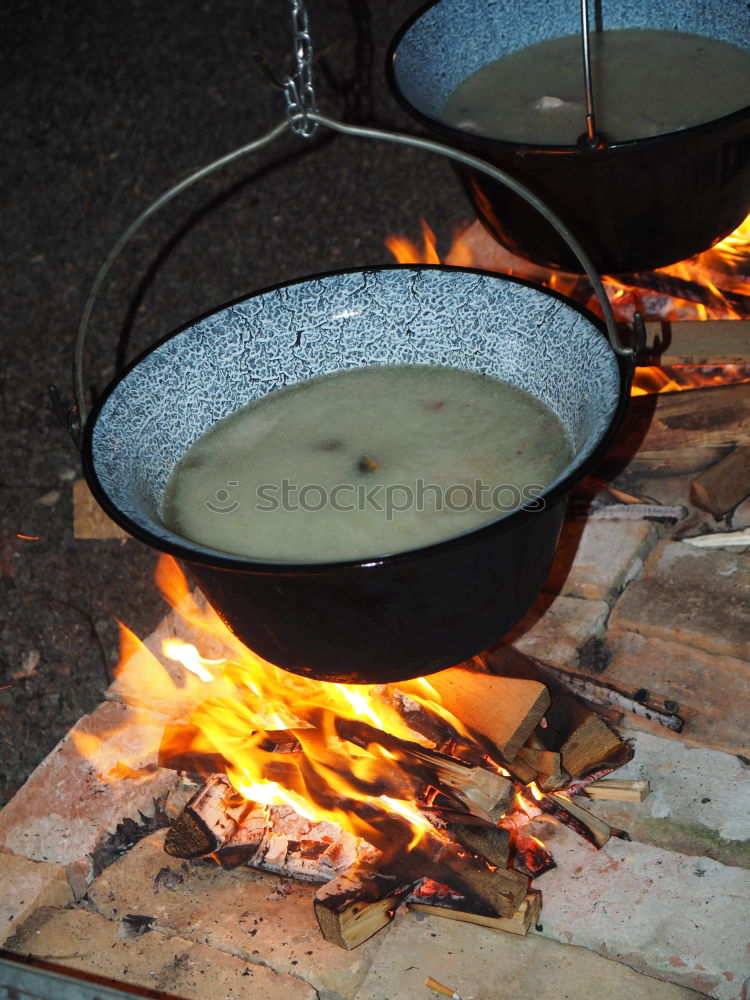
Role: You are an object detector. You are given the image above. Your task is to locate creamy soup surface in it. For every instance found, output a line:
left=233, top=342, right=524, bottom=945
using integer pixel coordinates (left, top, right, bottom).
left=162, top=365, right=573, bottom=563
left=441, top=28, right=750, bottom=145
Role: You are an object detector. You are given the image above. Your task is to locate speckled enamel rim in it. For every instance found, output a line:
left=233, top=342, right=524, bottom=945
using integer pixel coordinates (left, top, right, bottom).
left=387, top=0, right=750, bottom=154
left=82, top=265, right=630, bottom=571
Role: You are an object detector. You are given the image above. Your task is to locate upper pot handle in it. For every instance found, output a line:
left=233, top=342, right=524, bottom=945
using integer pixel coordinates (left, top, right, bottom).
left=70, top=111, right=635, bottom=443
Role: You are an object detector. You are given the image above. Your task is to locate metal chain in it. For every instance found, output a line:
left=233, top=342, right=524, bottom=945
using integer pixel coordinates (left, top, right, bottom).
left=283, top=0, right=318, bottom=138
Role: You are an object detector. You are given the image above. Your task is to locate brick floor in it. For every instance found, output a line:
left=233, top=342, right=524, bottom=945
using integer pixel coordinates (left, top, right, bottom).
left=0, top=853, right=72, bottom=946
left=0, top=701, right=177, bottom=886
left=544, top=518, right=658, bottom=603
left=608, top=540, right=750, bottom=660
left=4, top=905, right=316, bottom=1000
left=531, top=822, right=750, bottom=1000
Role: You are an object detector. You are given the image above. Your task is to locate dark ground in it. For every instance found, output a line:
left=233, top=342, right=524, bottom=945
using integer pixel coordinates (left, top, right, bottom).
left=1, top=0, right=466, bottom=804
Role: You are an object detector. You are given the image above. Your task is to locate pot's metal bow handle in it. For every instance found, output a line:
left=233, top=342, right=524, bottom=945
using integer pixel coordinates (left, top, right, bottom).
left=65, top=1, right=636, bottom=446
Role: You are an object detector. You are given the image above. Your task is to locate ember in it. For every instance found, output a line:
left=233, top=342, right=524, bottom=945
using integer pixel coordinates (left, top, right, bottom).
left=70, top=554, right=643, bottom=949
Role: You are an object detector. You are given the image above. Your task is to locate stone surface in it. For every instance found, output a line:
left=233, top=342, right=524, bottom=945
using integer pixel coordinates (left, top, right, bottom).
left=0, top=700, right=177, bottom=880
left=507, top=593, right=610, bottom=668
left=600, top=631, right=750, bottom=756
left=580, top=731, right=750, bottom=869
left=355, top=903, right=704, bottom=1000
left=608, top=540, right=750, bottom=660
left=89, top=829, right=380, bottom=1000
left=545, top=517, right=657, bottom=603
left=0, top=853, right=73, bottom=946
left=531, top=821, right=750, bottom=1000
left=4, top=905, right=316, bottom=1000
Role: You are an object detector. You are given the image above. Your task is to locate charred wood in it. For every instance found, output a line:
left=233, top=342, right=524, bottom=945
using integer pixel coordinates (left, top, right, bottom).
left=164, top=774, right=259, bottom=858
left=335, top=718, right=513, bottom=824
left=313, top=863, right=412, bottom=949
left=540, top=792, right=611, bottom=849
left=408, top=885, right=542, bottom=936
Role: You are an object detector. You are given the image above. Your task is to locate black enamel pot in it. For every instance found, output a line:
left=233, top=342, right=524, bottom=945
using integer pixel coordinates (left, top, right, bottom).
left=83, top=265, right=631, bottom=684
left=387, top=0, right=750, bottom=274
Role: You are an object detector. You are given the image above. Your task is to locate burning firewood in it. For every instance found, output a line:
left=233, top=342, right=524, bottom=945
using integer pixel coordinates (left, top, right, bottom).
left=412, top=667, right=551, bottom=761
left=313, top=862, right=413, bottom=949
left=510, top=832, right=556, bottom=877
left=334, top=717, right=514, bottom=824
left=409, top=884, right=542, bottom=936
left=442, top=822, right=510, bottom=868
left=540, top=792, right=612, bottom=849
left=164, top=774, right=258, bottom=858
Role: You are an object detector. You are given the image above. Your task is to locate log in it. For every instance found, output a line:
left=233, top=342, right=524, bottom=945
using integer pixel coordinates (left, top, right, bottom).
left=600, top=382, right=750, bottom=478
left=516, top=746, right=569, bottom=792
left=313, top=864, right=412, bottom=949
left=335, top=718, right=514, bottom=824
left=583, top=779, right=651, bottom=803
left=640, top=320, right=750, bottom=366
left=410, top=667, right=551, bottom=761
left=164, top=774, right=258, bottom=858
left=482, top=646, right=634, bottom=777
left=689, top=443, right=750, bottom=518
left=536, top=662, right=684, bottom=734
left=409, top=889, right=542, bottom=936
left=443, top=823, right=510, bottom=868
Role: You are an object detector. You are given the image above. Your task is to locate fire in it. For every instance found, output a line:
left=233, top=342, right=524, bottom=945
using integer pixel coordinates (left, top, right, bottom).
left=385, top=215, right=750, bottom=395
left=75, top=554, right=506, bottom=857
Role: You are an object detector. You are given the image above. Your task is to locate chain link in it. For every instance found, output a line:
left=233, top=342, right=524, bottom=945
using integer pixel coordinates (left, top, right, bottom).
left=284, top=0, right=318, bottom=138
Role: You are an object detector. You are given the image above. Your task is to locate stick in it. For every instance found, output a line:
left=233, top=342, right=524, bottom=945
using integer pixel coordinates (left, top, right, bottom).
left=411, top=889, right=542, bottom=937
left=541, top=792, right=611, bottom=849
left=584, top=779, right=650, bottom=802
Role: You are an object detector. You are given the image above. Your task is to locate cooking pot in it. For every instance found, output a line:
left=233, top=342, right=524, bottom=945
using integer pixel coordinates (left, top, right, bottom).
left=387, top=0, right=750, bottom=274
left=83, top=264, right=631, bottom=684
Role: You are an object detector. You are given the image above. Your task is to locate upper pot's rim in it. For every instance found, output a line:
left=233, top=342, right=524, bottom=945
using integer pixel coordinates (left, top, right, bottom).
left=385, top=0, right=750, bottom=155
left=82, top=262, right=632, bottom=576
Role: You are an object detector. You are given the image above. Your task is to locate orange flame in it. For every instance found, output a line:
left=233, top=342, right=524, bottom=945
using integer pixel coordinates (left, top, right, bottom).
left=77, top=555, right=513, bottom=855
left=385, top=215, right=750, bottom=395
